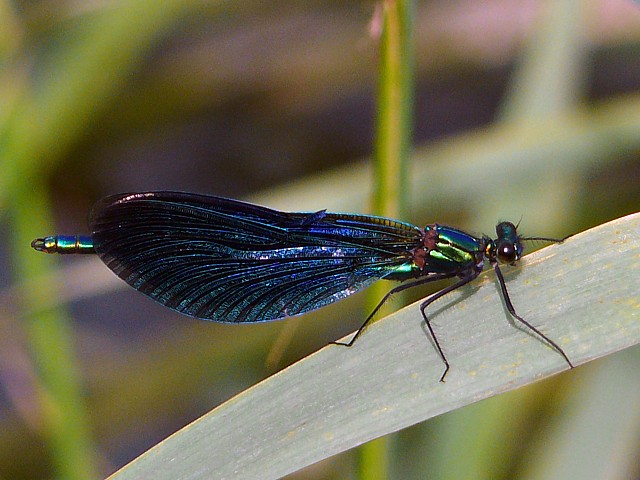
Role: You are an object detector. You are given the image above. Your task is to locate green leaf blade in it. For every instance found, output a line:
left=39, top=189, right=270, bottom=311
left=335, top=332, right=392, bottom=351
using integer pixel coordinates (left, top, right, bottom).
left=109, top=212, right=640, bottom=480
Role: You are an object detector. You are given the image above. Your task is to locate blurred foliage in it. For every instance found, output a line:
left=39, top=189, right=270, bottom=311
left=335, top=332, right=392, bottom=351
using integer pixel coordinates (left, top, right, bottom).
left=1, top=0, right=639, bottom=479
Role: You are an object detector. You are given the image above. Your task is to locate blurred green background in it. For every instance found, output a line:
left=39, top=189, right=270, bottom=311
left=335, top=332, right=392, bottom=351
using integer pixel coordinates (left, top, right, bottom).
left=2, top=1, right=640, bottom=479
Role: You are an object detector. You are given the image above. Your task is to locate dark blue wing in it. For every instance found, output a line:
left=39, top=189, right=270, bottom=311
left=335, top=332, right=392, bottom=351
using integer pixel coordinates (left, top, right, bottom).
left=90, top=192, right=422, bottom=323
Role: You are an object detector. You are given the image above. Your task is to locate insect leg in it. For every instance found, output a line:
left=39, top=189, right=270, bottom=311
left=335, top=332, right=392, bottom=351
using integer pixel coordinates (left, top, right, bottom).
left=332, top=272, right=457, bottom=348
left=419, top=272, right=479, bottom=382
left=492, top=261, right=574, bottom=369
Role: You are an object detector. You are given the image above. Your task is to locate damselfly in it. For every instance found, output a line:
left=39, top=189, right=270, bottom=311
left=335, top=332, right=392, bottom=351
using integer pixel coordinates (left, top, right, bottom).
left=31, top=191, right=573, bottom=380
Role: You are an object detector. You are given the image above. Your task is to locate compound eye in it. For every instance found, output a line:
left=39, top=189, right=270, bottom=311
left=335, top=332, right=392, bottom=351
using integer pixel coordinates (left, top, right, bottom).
left=497, top=241, right=519, bottom=264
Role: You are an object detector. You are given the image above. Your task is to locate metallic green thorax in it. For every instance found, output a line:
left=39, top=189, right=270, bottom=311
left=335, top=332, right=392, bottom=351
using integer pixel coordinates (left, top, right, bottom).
left=385, top=224, right=485, bottom=281
left=428, top=225, right=483, bottom=267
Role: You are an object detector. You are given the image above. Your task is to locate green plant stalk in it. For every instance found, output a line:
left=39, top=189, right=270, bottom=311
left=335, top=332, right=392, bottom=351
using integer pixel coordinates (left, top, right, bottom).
left=364, top=0, right=415, bottom=478
left=359, top=435, right=390, bottom=480
left=372, top=0, right=414, bottom=219
left=8, top=182, right=98, bottom=479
